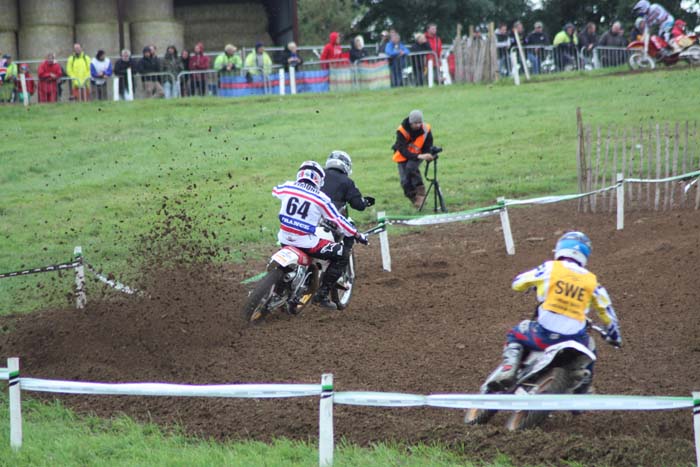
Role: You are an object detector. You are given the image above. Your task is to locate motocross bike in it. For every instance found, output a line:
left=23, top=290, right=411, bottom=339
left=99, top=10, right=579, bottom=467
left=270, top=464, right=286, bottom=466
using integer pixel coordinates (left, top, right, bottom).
left=242, top=219, right=384, bottom=323
left=628, top=32, right=700, bottom=69
left=465, top=321, right=617, bottom=431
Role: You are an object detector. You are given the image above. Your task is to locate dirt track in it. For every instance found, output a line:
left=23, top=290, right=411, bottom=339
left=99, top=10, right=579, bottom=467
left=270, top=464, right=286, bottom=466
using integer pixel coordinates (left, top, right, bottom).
left=1, top=202, right=698, bottom=466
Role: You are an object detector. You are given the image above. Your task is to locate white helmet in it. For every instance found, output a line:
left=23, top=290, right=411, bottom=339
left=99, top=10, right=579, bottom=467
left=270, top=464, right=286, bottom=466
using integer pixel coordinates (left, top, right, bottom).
left=632, top=0, right=650, bottom=17
left=296, top=160, right=325, bottom=188
left=326, top=150, right=352, bottom=175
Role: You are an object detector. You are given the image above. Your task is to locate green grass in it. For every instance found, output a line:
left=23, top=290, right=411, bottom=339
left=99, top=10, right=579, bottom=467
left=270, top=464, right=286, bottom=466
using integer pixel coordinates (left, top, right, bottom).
left=2, top=67, right=699, bottom=313
left=0, top=396, right=523, bottom=467
left=1, top=69, right=691, bottom=466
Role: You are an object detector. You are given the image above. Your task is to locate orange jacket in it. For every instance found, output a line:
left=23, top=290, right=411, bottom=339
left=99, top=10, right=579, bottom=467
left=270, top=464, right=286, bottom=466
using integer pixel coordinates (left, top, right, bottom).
left=393, top=123, right=431, bottom=162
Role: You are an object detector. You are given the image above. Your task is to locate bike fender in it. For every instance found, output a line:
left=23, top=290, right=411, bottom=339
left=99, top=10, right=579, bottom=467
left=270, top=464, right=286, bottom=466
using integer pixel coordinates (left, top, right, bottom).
left=271, top=247, right=307, bottom=268
left=526, top=341, right=596, bottom=377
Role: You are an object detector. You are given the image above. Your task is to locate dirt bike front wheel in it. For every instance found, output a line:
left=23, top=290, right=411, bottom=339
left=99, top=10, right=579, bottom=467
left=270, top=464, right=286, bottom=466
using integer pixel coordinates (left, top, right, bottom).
left=505, top=367, right=571, bottom=431
left=241, top=267, right=284, bottom=323
left=629, top=52, right=655, bottom=70
left=331, top=253, right=355, bottom=310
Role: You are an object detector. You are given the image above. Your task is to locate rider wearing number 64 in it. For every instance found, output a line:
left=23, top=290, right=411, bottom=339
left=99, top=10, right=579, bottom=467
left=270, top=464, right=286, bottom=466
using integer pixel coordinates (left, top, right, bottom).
left=272, top=159, right=369, bottom=310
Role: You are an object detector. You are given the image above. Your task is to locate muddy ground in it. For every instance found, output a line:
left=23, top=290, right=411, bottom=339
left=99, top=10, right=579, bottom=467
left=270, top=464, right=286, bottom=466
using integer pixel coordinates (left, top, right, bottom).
left=1, top=202, right=698, bottom=466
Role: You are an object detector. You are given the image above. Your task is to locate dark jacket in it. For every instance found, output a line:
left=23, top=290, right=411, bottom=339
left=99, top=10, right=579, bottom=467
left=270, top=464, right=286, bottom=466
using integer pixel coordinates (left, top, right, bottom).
left=578, top=30, right=598, bottom=48
left=349, top=47, right=368, bottom=63
left=598, top=30, right=628, bottom=48
left=322, top=168, right=367, bottom=211
left=281, top=48, right=304, bottom=71
left=392, top=117, right=433, bottom=162
left=526, top=31, right=550, bottom=46
left=138, top=55, right=161, bottom=81
left=114, top=58, right=137, bottom=93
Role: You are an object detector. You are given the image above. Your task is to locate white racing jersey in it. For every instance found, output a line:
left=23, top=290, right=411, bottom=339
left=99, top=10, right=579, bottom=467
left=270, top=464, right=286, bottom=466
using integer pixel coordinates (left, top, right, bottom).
left=272, top=181, right=357, bottom=249
left=646, top=4, right=672, bottom=27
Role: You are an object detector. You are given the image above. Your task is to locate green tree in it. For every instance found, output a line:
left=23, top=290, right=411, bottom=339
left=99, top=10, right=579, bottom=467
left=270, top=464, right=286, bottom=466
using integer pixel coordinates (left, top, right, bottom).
left=298, top=0, right=365, bottom=45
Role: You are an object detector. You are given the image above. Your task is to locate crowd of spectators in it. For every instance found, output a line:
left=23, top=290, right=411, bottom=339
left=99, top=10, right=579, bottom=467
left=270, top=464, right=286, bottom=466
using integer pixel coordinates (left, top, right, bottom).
left=1, top=17, right=669, bottom=104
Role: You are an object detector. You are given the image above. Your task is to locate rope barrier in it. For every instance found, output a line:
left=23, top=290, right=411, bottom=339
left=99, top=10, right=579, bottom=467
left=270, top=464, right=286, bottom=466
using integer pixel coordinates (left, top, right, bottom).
left=85, top=263, right=139, bottom=295
left=0, top=260, right=82, bottom=280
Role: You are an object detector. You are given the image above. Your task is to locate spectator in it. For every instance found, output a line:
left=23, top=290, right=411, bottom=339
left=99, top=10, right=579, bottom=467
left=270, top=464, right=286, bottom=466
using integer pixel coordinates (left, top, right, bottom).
left=215, top=44, right=242, bottom=75
left=281, top=41, right=303, bottom=70
left=629, top=18, right=645, bottom=43
left=385, top=31, right=410, bottom=87
left=425, top=23, right=443, bottom=59
left=188, top=42, right=211, bottom=96
left=180, top=49, right=192, bottom=96
left=598, top=21, right=627, bottom=67
left=320, top=32, right=345, bottom=68
left=472, top=24, right=487, bottom=42
left=349, top=36, right=368, bottom=63
left=90, top=49, right=112, bottom=101
left=377, top=30, right=391, bottom=55
left=113, top=49, right=136, bottom=100
left=553, top=23, right=579, bottom=70
left=162, top=45, right=182, bottom=99
left=14, top=63, right=35, bottom=103
left=38, top=52, right=62, bottom=103
left=138, top=46, right=164, bottom=98
left=0, top=54, right=17, bottom=103
left=67, top=43, right=91, bottom=101
left=579, top=22, right=598, bottom=52
left=411, top=33, right=432, bottom=86
left=244, top=42, right=273, bottom=76
left=495, top=23, right=511, bottom=76
left=525, top=21, right=549, bottom=74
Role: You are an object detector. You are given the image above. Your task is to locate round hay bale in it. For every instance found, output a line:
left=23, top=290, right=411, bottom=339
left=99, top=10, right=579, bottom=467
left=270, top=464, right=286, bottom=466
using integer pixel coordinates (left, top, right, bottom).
left=130, top=20, right=183, bottom=55
left=175, top=3, right=267, bottom=24
left=18, top=25, right=73, bottom=61
left=124, top=0, right=174, bottom=22
left=184, top=21, right=269, bottom=52
left=76, top=0, right=118, bottom=23
left=0, top=0, right=19, bottom=32
left=19, top=0, right=74, bottom=26
left=75, top=22, right=120, bottom=57
left=0, top=31, right=17, bottom=59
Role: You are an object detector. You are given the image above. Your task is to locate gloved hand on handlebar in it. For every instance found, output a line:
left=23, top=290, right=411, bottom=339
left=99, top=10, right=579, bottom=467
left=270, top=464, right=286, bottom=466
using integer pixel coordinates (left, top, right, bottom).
left=605, top=322, right=622, bottom=347
left=355, top=232, right=369, bottom=245
left=363, top=196, right=376, bottom=207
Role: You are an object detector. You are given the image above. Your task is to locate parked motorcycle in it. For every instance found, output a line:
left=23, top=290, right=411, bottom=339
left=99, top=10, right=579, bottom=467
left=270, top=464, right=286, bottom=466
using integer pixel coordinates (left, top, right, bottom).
left=628, top=33, right=700, bottom=69
left=242, top=219, right=384, bottom=323
left=465, top=321, right=617, bottom=430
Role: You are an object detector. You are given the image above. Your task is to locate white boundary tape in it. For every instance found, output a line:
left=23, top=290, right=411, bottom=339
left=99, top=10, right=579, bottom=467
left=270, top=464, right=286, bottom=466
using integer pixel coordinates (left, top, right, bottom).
left=1, top=360, right=698, bottom=465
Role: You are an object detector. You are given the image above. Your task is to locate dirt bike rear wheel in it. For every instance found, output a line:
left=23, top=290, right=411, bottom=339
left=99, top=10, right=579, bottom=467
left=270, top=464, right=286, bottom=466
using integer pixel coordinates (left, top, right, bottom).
left=683, top=45, right=700, bottom=64
left=241, top=267, right=284, bottom=323
left=331, top=253, right=354, bottom=310
left=505, top=367, right=571, bottom=431
left=464, top=406, right=497, bottom=426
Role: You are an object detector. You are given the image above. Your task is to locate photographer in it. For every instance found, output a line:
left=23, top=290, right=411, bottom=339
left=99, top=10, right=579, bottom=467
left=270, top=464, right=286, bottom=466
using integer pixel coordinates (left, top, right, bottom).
left=392, top=109, right=435, bottom=208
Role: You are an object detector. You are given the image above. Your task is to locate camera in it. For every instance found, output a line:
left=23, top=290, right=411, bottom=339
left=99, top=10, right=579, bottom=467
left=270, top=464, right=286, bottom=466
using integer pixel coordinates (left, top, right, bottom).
left=430, top=146, right=443, bottom=158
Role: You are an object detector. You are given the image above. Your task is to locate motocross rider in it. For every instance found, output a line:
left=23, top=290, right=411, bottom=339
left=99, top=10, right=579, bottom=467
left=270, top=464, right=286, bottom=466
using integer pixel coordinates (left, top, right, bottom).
left=632, top=1, right=675, bottom=50
left=485, top=232, right=622, bottom=394
left=272, top=161, right=368, bottom=310
left=321, top=150, right=375, bottom=213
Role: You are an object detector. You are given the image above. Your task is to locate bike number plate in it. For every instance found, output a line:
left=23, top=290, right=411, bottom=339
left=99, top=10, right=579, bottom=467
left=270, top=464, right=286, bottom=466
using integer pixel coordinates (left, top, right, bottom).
left=272, top=249, right=299, bottom=267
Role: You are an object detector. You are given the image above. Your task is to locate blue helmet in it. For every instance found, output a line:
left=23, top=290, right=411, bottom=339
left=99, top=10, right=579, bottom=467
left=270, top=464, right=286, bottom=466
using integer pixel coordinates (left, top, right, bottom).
left=554, top=231, right=591, bottom=267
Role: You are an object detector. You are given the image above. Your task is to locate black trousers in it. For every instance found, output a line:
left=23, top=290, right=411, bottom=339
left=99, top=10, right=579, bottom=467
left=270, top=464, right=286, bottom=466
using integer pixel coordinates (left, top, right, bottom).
left=397, top=159, right=424, bottom=200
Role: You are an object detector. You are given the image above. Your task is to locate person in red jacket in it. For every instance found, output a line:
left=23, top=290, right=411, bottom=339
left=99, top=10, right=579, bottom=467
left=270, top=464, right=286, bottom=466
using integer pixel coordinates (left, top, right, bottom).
left=188, top=42, right=211, bottom=96
left=425, top=23, right=442, bottom=83
left=320, top=32, right=348, bottom=69
left=37, top=53, right=63, bottom=103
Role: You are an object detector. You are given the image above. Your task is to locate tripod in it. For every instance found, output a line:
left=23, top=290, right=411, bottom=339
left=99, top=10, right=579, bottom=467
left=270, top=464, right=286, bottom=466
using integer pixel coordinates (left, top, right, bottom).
left=418, top=157, right=447, bottom=213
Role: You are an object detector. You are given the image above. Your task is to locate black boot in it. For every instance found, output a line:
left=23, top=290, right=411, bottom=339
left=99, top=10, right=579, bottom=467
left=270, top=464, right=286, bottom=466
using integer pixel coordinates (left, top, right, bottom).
left=313, top=284, right=337, bottom=310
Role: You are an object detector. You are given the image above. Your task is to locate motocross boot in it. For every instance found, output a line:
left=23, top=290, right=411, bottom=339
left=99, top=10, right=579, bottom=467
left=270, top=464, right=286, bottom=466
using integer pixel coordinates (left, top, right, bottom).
left=485, top=343, right=523, bottom=391
left=313, top=284, right=337, bottom=310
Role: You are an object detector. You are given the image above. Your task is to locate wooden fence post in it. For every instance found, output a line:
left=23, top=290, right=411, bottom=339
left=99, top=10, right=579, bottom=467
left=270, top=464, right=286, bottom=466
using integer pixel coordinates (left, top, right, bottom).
left=8, top=357, right=22, bottom=451
left=319, top=374, right=334, bottom=467
left=655, top=124, right=661, bottom=211
left=576, top=108, right=585, bottom=211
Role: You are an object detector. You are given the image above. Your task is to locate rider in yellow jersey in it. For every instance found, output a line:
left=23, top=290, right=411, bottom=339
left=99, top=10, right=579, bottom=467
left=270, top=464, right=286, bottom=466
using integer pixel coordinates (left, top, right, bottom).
left=486, top=231, right=622, bottom=393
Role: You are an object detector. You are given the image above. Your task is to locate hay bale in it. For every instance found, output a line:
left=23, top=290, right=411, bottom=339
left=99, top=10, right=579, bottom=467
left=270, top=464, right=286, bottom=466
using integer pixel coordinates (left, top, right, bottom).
left=130, top=20, right=183, bottom=55
left=174, top=3, right=267, bottom=23
left=0, top=0, right=19, bottom=32
left=0, top=31, right=17, bottom=59
left=124, top=0, right=174, bottom=22
left=76, top=0, right=118, bottom=23
left=18, top=25, right=73, bottom=61
left=19, top=0, right=74, bottom=26
left=184, top=21, right=269, bottom=51
left=75, top=22, right=120, bottom=57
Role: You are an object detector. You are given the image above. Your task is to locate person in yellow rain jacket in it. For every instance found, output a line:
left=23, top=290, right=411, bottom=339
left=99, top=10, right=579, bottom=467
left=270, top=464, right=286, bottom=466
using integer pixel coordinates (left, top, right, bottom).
left=485, top=231, right=622, bottom=394
left=67, top=43, right=91, bottom=101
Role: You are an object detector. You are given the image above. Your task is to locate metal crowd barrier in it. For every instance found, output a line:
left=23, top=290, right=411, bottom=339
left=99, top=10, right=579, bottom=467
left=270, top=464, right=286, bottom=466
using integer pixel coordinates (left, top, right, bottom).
left=499, top=45, right=632, bottom=78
